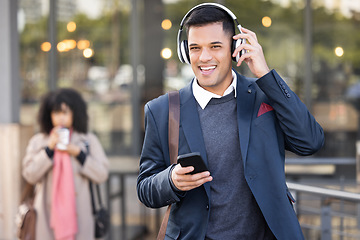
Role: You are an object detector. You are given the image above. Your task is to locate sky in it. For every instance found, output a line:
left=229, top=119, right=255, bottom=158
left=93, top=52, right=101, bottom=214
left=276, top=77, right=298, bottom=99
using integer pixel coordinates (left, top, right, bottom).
left=76, top=0, right=104, bottom=19
left=37, top=0, right=360, bottom=19
left=274, top=0, right=360, bottom=17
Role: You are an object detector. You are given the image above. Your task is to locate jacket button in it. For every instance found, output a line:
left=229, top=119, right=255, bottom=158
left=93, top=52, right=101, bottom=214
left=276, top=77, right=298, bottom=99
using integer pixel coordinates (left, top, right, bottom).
left=206, top=205, right=209, bottom=210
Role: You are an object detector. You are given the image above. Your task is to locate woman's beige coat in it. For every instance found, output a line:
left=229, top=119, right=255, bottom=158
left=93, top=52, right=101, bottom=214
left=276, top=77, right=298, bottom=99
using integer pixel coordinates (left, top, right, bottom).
left=22, top=131, right=109, bottom=240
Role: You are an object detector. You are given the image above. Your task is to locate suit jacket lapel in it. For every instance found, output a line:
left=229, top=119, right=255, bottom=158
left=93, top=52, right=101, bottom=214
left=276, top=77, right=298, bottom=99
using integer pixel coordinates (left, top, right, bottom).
left=180, top=81, right=211, bottom=198
left=179, top=73, right=255, bottom=197
left=236, top=73, right=256, bottom=167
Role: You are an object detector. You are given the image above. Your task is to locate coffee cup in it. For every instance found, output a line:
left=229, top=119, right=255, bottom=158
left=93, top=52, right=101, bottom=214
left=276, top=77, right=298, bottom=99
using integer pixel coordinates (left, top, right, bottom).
left=56, top=128, right=70, bottom=150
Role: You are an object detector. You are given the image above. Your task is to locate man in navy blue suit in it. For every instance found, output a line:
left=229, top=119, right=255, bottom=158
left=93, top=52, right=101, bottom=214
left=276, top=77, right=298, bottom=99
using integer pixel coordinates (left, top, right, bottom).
left=137, top=3, right=324, bottom=239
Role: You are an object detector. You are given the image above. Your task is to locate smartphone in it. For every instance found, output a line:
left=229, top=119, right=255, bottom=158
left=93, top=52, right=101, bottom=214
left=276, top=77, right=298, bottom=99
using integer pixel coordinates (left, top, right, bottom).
left=177, top=152, right=209, bottom=174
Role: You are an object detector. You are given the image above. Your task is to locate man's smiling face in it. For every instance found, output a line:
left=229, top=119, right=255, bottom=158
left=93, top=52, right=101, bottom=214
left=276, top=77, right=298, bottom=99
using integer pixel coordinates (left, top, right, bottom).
left=188, top=22, right=233, bottom=96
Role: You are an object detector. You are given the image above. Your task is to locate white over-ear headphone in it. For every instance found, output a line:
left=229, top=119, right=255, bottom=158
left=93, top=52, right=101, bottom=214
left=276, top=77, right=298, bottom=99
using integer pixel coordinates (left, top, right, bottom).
left=177, top=2, right=245, bottom=64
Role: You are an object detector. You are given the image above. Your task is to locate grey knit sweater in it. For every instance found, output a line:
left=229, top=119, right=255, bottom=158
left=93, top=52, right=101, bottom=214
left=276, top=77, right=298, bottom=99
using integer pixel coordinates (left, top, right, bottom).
left=197, top=92, right=274, bottom=239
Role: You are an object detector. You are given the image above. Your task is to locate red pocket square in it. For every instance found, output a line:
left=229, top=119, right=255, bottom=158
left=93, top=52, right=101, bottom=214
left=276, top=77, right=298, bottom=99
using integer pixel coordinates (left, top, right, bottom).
left=257, top=103, right=274, bottom=117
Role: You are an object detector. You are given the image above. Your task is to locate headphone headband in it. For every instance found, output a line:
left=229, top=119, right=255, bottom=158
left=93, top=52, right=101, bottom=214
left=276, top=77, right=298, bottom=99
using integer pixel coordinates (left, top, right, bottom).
left=179, top=3, right=237, bottom=27
left=177, top=3, right=243, bottom=64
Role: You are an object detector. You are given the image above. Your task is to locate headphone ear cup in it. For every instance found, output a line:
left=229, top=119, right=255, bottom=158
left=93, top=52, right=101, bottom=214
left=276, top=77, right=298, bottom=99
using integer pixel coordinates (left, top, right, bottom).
left=180, top=40, right=190, bottom=64
left=231, top=39, right=242, bottom=62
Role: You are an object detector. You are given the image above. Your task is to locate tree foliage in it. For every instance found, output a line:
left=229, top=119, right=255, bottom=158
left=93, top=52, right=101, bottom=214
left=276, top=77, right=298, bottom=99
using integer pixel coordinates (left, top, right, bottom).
left=19, top=0, right=360, bottom=101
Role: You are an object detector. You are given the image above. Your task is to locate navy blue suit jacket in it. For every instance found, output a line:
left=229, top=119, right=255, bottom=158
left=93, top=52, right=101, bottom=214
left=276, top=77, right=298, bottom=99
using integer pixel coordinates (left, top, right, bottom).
left=137, top=70, right=324, bottom=239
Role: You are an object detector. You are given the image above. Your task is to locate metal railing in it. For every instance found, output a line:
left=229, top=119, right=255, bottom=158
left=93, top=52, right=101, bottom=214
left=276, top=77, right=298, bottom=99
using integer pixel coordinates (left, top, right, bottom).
left=286, top=157, right=356, bottom=166
left=287, top=182, right=360, bottom=239
left=285, top=156, right=360, bottom=239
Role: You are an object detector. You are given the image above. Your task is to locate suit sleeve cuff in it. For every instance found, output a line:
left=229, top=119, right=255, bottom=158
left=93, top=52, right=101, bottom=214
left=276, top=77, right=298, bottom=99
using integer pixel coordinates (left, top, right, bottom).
left=169, top=164, right=186, bottom=197
left=256, top=69, right=276, bottom=85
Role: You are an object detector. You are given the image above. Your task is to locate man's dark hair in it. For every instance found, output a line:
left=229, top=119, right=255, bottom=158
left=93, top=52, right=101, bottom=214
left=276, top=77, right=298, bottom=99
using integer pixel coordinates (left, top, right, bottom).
left=184, top=6, right=235, bottom=37
left=38, top=88, right=88, bottom=134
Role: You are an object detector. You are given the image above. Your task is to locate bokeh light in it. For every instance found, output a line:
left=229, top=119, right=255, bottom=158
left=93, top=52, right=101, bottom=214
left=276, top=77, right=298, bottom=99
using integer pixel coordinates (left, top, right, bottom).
left=83, top=48, right=94, bottom=58
left=161, top=48, right=172, bottom=59
left=335, top=46, right=344, bottom=57
left=57, top=42, right=67, bottom=52
left=63, top=39, right=77, bottom=50
left=41, top=42, right=51, bottom=52
left=67, top=21, right=76, bottom=32
left=77, top=40, right=90, bottom=50
left=262, top=16, right=272, bottom=28
left=161, top=19, right=172, bottom=30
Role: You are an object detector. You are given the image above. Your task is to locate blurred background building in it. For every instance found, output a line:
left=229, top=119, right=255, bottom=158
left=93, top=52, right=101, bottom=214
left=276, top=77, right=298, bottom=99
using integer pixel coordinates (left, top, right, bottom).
left=1, top=0, right=360, bottom=239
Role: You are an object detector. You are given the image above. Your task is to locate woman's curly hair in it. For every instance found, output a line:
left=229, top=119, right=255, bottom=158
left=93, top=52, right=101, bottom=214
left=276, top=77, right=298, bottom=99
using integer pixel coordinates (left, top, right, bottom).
left=37, top=88, right=88, bottom=134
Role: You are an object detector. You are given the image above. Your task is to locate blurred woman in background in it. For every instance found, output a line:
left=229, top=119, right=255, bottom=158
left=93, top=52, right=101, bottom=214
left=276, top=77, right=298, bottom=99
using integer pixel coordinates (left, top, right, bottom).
left=22, top=88, right=109, bottom=240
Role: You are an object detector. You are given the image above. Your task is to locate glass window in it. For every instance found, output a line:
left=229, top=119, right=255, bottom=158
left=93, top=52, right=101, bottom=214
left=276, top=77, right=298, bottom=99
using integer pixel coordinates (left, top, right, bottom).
left=19, top=0, right=137, bottom=156
left=19, top=0, right=360, bottom=158
left=163, top=0, right=360, bottom=158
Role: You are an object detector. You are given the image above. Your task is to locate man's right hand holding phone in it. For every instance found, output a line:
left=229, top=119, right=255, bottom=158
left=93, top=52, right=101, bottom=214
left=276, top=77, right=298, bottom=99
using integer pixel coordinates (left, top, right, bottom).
left=171, top=164, right=212, bottom=191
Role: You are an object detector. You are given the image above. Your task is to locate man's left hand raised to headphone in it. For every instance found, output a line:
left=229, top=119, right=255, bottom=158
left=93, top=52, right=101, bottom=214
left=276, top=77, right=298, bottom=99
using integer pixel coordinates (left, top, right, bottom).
left=232, top=27, right=270, bottom=78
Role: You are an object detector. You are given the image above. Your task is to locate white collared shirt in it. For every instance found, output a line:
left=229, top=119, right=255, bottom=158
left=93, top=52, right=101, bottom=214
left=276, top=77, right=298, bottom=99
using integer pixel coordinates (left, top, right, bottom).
left=192, top=70, right=237, bottom=109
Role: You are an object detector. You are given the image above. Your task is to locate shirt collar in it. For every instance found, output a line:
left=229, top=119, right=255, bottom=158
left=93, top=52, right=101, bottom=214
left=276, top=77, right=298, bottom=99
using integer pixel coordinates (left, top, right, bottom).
left=192, top=70, right=237, bottom=109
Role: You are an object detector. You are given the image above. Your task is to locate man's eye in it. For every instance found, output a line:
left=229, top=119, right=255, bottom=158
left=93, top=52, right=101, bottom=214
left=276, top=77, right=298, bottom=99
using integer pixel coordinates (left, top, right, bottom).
left=212, top=45, right=221, bottom=49
left=190, top=47, right=199, bottom=51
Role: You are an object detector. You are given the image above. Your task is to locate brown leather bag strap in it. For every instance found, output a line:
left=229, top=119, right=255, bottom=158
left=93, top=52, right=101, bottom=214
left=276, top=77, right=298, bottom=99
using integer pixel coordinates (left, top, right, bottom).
left=168, top=91, right=180, bottom=165
left=20, top=182, right=35, bottom=203
left=157, top=206, right=171, bottom=240
left=157, top=91, right=180, bottom=240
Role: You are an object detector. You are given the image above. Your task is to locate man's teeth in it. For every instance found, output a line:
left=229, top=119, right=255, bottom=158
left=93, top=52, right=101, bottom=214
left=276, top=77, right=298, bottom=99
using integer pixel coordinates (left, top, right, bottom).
left=201, top=66, right=216, bottom=71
